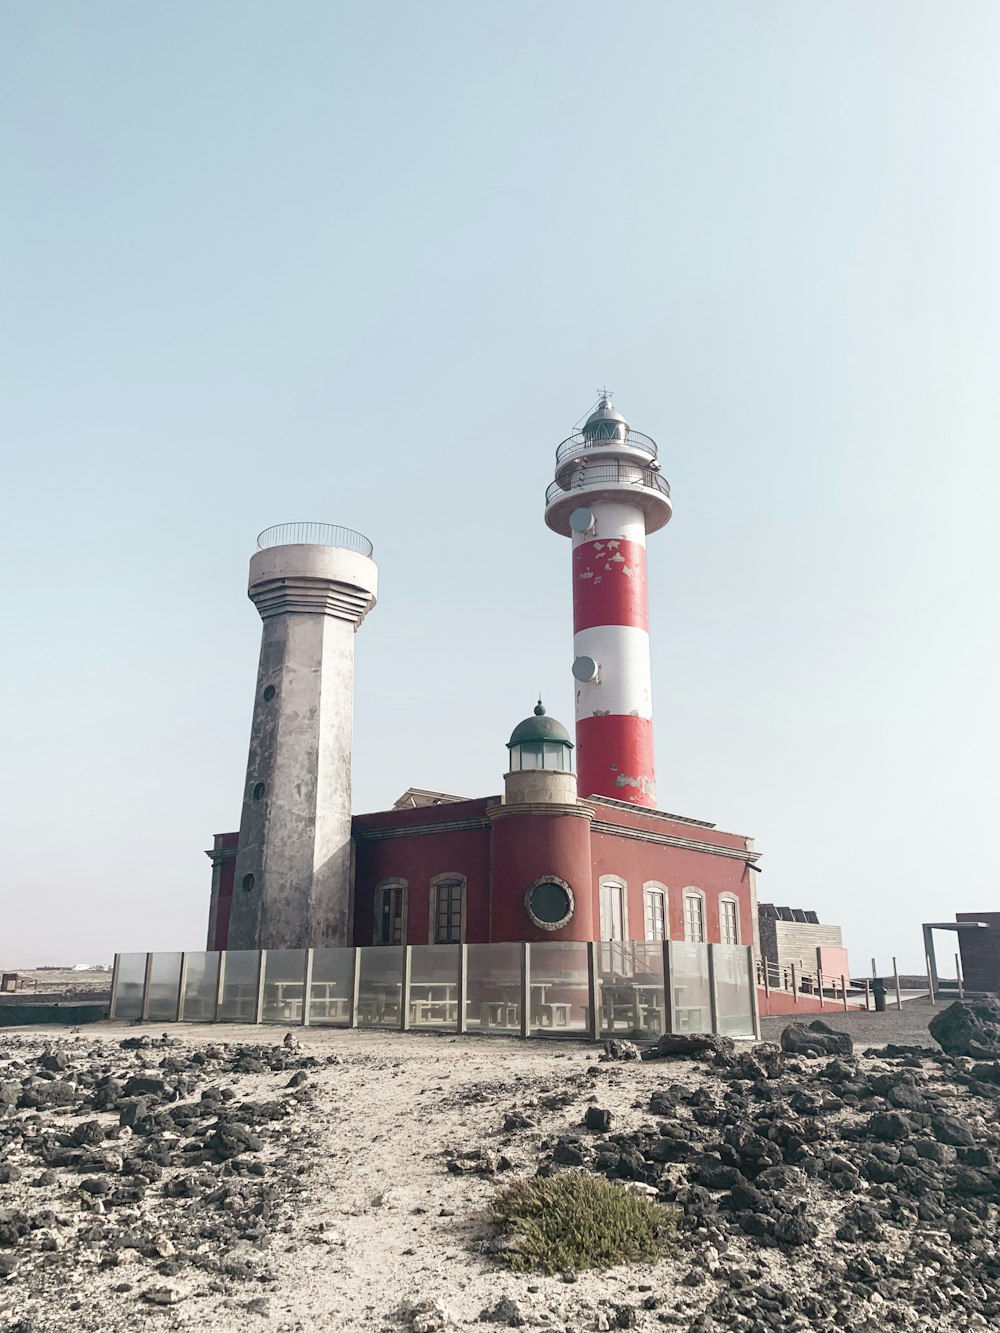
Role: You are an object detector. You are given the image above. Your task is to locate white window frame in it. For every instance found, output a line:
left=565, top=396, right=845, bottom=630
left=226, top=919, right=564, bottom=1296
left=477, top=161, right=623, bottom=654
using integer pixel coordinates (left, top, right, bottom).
left=429, top=873, right=467, bottom=945
left=683, top=888, right=707, bottom=944
left=373, top=878, right=407, bottom=946
left=643, top=882, right=668, bottom=942
left=719, top=895, right=741, bottom=946
left=598, top=876, right=630, bottom=976
left=598, top=876, right=629, bottom=941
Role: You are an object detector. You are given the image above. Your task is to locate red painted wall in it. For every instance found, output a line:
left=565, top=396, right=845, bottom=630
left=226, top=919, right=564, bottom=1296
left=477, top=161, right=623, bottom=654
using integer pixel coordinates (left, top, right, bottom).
left=589, top=830, right=753, bottom=946
left=212, top=797, right=758, bottom=954
left=352, top=799, right=494, bottom=945
left=490, top=809, right=595, bottom=942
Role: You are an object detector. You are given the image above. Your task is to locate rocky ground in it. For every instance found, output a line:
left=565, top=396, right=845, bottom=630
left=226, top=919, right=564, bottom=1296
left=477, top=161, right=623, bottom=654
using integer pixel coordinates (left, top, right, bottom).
left=2, top=1004, right=1000, bottom=1332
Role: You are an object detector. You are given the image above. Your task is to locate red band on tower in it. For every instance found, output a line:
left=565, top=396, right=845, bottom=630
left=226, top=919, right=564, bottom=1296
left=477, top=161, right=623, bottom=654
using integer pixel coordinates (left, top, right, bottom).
left=576, top=714, right=656, bottom=806
left=572, top=539, right=648, bottom=633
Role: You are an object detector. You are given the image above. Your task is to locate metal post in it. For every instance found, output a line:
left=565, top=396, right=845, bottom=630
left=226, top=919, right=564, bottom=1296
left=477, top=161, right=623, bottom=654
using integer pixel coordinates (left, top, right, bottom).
left=662, top=940, right=675, bottom=1037
left=747, top=946, right=762, bottom=1040
left=956, top=952, right=964, bottom=1000
left=175, top=953, right=188, bottom=1023
left=254, top=950, right=267, bottom=1024
left=457, top=943, right=468, bottom=1034
left=892, top=956, right=902, bottom=1011
left=925, top=952, right=936, bottom=1004
left=587, top=941, right=601, bottom=1041
left=301, top=949, right=313, bottom=1027
left=348, top=948, right=361, bottom=1028
left=109, top=953, right=122, bottom=1020
left=841, top=974, right=849, bottom=1012
left=707, top=944, right=720, bottom=1036
left=400, top=945, right=412, bottom=1032
left=520, top=942, right=530, bottom=1039
left=871, top=957, right=877, bottom=978
left=864, top=978, right=871, bottom=1011
left=762, top=957, right=770, bottom=999
left=790, top=962, right=798, bottom=1005
left=214, top=952, right=227, bottom=1022
left=818, top=969, right=825, bottom=1009
left=140, top=952, right=154, bottom=1023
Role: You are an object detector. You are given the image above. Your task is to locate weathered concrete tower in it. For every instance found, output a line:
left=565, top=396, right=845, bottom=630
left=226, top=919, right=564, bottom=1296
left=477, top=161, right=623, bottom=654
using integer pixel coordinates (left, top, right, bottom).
left=227, top=522, right=378, bottom=950
left=544, top=394, right=671, bottom=807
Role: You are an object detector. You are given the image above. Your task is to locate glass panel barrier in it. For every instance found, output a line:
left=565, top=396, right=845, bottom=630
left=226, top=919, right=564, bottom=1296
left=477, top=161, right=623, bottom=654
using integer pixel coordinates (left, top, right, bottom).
left=262, top=949, right=307, bottom=1023
left=714, top=945, right=754, bottom=1038
left=357, top=946, right=403, bottom=1027
left=671, top=942, right=712, bottom=1035
left=465, top=942, right=522, bottom=1033
left=181, top=952, right=220, bottom=1022
left=409, top=946, right=460, bottom=1029
left=598, top=941, right=664, bottom=1040
left=528, top=942, right=590, bottom=1035
left=219, top=951, right=260, bottom=1022
left=309, top=949, right=354, bottom=1026
left=145, top=953, right=183, bottom=1022
left=112, top=953, right=147, bottom=1020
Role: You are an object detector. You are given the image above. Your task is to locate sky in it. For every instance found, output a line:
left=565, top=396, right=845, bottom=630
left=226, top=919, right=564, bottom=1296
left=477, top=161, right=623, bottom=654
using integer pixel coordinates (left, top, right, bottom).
left=1, top=2, right=998, bottom=972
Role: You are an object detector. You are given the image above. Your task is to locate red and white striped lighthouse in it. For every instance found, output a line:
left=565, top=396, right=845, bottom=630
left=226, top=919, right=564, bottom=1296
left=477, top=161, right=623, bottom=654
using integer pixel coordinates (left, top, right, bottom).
left=544, top=393, right=672, bottom=807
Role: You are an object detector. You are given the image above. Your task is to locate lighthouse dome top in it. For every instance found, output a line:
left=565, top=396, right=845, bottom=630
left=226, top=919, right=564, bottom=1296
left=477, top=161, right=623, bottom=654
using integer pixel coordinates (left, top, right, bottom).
left=507, top=700, right=573, bottom=749
left=582, top=392, right=628, bottom=443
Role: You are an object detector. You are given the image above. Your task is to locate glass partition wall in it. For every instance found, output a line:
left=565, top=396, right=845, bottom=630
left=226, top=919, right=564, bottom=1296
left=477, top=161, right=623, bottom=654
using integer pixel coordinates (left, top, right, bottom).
left=110, top=941, right=759, bottom=1040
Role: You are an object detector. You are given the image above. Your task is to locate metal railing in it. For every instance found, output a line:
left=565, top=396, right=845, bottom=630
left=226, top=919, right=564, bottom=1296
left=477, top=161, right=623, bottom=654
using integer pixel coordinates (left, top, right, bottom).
left=256, top=523, right=374, bottom=557
left=756, top=957, right=869, bottom=1011
left=546, top=462, right=671, bottom=508
left=555, top=428, right=659, bottom=467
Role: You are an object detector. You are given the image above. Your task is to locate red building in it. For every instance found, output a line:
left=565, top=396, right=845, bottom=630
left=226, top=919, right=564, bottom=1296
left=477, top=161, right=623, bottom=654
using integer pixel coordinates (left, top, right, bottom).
left=209, top=702, right=760, bottom=956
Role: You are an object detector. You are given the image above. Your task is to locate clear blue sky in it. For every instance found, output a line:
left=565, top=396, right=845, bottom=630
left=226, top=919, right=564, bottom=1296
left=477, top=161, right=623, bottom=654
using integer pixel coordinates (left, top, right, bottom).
left=2, top=2, right=998, bottom=971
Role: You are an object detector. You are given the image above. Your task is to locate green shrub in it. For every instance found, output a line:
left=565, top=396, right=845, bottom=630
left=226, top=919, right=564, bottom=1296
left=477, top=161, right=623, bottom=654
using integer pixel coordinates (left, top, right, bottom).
left=488, top=1171, right=676, bottom=1274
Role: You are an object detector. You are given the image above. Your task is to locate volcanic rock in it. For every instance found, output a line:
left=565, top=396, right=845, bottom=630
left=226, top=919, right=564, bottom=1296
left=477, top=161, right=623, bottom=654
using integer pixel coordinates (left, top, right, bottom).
left=780, top=1022, right=853, bottom=1058
left=929, top=998, right=1000, bottom=1058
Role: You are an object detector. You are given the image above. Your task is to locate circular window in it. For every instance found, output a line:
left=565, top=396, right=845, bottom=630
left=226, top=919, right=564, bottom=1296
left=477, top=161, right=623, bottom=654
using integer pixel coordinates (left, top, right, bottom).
left=252, top=782, right=265, bottom=801
left=524, top=876, right=574, bottom=931
left=262, top=685, right=276, bottom=702
left=241, top=873, right=255, bottom=894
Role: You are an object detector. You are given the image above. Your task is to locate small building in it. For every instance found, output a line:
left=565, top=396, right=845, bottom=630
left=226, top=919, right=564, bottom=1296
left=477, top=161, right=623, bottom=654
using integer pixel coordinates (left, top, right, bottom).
left=209, top=702, right=760, bottom=955
left=757, top=902, right=849, bottom=985
left=956, top=912, right=1000, bottom=992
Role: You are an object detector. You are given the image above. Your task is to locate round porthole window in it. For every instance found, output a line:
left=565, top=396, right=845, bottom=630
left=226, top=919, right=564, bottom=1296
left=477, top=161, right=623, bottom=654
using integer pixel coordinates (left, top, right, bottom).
left=262, top=685, right=276, bottom=702
left=241, top=873, right=255, bottom=894
left=524, top=876, right=574, bottom=931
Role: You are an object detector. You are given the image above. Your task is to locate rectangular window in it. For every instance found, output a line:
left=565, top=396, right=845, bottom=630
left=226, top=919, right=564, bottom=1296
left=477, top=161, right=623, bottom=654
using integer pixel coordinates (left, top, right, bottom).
left=644, top=890, right=665, bottom=942
left=721, top=899, right=739, bottom=945
left=377, top=887, right=403, bottom=945
left=684, top=892, right=705, bottom=944
left=434, top=881, right=462, bottom=944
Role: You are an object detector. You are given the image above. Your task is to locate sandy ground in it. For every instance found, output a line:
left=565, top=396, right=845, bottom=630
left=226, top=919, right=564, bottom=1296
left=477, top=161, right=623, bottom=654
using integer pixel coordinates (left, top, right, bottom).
left=0, top=1004, right=963, bottom=1333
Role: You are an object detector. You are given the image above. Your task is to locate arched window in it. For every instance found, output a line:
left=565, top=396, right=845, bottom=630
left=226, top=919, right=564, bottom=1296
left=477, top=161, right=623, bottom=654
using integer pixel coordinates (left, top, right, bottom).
left=430, top=873, right=466, bottom=944
left=643, top=882, right=668, bottom=942
left=598, top=876, right=628, bottom=942
left=373, top=879, right=407, bottom=946
left=683, top=888, right=706, bottom=944
left=719, top=895, right=740, bottom=946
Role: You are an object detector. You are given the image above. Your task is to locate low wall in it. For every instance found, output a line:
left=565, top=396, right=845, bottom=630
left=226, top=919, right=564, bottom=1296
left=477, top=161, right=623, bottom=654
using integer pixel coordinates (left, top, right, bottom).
left=758, top=989, right=864, bottom=1017
left=0, top=1001, right=110, bottom=1027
